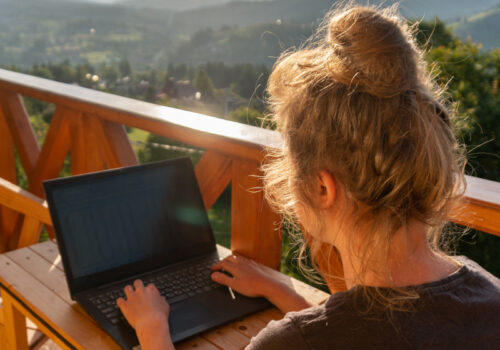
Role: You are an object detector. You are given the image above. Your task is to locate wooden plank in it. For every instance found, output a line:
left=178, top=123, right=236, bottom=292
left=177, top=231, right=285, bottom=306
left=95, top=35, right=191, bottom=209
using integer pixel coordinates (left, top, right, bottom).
left=29, top=107, right=71, bottom=197
left=88, top=116, right=138, bottom=169
left=30, top=240, right=64, bottom=271
left=16, top=216, right=43, bottom=249
left=450, top=201, right=500, bottom=237
left=0, top=253, right=120, bottom=349
left=202, top=325, right=250, bottom=350
left=449, top=176, right=500, bottom=236
left=195, top=151, right=232, bottom=210
left=7, top=247, right=73, bottom=305
left=229, top=314, right=268, bottom=339
left=177, top=337, right=222, bottom=350
left=0, top=177, right=52, bottom=225
left=231, top=158, right=282, bottom=269
left=2, top=291, right=29, bottom=350
left=0, top=105, right=21, bottom=251
left=0, top=91, right=40, bottom=179
left=68, top=113, right=107, bottom=175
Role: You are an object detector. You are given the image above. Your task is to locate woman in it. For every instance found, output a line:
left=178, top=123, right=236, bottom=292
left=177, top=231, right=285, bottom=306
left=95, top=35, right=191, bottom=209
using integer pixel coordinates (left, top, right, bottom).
left=117, top=5, right=500, bottom=349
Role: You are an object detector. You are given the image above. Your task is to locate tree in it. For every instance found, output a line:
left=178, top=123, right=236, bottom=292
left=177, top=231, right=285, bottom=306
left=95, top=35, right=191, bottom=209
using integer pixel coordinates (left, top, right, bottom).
left=119, top=58, right=132, bottom=77
left=193, top=70, right=215, bottom=101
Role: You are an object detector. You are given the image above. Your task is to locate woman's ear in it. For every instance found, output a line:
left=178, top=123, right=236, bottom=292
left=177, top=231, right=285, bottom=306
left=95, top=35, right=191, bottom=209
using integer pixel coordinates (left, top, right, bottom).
left=317, top=170, right=336, bottom=209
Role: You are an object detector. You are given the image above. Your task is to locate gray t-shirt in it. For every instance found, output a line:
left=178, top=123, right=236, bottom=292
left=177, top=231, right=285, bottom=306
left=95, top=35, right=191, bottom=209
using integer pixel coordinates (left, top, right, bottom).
left=246, top=257, right=500, bottom=350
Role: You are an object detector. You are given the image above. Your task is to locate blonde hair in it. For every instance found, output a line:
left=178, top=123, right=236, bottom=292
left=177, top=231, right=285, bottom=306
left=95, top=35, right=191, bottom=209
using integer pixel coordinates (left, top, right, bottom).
left=263, top=4, right=466, bottom=308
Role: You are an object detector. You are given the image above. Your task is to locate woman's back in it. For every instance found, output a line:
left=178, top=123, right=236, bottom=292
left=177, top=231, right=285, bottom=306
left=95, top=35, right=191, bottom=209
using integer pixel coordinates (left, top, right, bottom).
left=248, top=257, right=500, bottom=349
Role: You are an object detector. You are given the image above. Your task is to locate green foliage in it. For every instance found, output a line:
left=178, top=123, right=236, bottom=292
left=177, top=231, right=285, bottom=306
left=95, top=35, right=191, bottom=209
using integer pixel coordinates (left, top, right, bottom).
left=427, top=42, right=500, bottom=181
left=228, top=107, right=263, bottom=127
left=413, top=18, right=456, bottom=48
left=137, top=134, right=203, bottom=165
left=193, top=70, right=215, bottom=101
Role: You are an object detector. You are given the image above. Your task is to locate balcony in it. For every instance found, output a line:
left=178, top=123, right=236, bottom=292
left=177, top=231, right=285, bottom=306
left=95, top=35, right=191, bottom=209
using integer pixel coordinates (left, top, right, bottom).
left=0, top=68, right=499, bottom=348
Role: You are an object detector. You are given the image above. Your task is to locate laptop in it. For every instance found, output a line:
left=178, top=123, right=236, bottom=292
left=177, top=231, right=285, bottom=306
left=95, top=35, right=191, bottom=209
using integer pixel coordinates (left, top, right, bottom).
left=43, top=157, right=271, bottom=349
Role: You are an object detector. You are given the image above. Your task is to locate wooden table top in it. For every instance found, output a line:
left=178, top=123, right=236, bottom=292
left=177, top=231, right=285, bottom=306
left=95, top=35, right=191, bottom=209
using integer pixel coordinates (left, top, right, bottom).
left=0, top=240, right=329, bottom=350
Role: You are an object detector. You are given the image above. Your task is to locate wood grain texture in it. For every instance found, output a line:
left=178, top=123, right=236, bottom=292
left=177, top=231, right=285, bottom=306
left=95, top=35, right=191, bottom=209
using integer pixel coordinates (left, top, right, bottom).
left=0, top=252, right=121, bottom=349
left=0, top=177, right=52, bottom=225
left=203, top=326, right=250, bottom=350
left=16, top=216, right=43, bottom=249
left=29, top=107, right=71, bottom=197
left=0, top=91, right=40, bottom=180
left=231, top=158, right=281, bottom=269
left=2, top=292, right=29, bottom=350
left=195, top=151, right=232, bottom=210
left=69, top=113, right=107, bottom=175
left=0, top=106, right=20, bottom=251
left=29, top=240, right=63, bottom=271
left=89, top=116, right=138, bottom=168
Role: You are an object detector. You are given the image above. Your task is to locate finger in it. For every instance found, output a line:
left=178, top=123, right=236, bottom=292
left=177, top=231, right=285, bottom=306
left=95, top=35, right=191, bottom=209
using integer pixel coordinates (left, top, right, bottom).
left=133, top=279, right=144, bottom=291
left=211, top=261, right=222, bottom=270
left=214, top=262, right=239, bottom=276
left=211, top=271, right=234, bottom=287
left=146, top=283, right=159, bottom=295
left=116, top=297, right=126, bottom=309
left=124, top=285, right=134, bottom=298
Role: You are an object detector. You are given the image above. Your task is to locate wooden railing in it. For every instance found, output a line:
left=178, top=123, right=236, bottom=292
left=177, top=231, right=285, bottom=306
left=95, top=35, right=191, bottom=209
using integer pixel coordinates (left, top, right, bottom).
left=0, top=68, right=499, bottom=267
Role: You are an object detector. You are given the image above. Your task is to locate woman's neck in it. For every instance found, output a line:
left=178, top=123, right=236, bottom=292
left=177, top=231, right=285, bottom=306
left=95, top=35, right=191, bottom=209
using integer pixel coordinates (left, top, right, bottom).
left=333, top=220, right=460, bottom=290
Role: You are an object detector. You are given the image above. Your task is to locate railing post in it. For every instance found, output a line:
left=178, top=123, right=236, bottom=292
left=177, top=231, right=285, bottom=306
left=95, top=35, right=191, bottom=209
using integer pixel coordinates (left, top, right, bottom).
left=230, top=158, right=281, bottom=269
left=0, top=106, right=21, bottom=251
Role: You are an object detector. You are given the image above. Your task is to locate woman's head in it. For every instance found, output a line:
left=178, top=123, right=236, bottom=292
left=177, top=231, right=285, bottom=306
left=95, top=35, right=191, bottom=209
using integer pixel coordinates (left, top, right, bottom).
left=263, top=5, right=465, bottom=290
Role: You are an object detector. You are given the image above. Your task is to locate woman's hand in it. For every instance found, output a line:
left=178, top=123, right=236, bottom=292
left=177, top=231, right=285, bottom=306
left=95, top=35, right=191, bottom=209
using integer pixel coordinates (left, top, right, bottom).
left=211, top=255, right=276, bottom=298
left=117, top=280, right=174, bottom=350
left=211, top=255, right=314, bottom=313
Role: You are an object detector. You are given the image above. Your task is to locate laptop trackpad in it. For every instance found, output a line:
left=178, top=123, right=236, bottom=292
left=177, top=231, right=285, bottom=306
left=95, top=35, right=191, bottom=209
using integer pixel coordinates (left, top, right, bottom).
left=169, top=297, right=223, bottom=338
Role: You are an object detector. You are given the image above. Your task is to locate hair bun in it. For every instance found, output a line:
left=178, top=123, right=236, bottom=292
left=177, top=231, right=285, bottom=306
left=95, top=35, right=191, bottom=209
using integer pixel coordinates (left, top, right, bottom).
left=327, top=7, right=418, bottom=98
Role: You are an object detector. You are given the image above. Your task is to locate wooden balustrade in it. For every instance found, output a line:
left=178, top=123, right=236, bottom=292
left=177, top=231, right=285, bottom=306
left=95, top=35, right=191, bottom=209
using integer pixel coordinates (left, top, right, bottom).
left=0, top=68, right=499, bottom=269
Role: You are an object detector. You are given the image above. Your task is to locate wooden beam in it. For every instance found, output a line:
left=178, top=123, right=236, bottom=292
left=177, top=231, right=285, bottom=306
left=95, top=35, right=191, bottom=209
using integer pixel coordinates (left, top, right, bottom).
left=0, top=106, right=22, bottom=252
left=0, top=178, right=52, bottom=226
left=0, top=69, right=279, bottom=163
left=68, top=113, right=107, bottom=175
left=16, top=216, right=43, bottom=249
left=195, top=151, right=232, bottom=210
left=0, top=91, right=40, bottom=180
left=2, top=292, right=29, bottom=350
left=29, top=107, right=71, bottom=197
left=230, top=158, right=281, bottom=269
left=448, top=175, right=500, bottom=236
left=88, top=115, right=138, bottom=169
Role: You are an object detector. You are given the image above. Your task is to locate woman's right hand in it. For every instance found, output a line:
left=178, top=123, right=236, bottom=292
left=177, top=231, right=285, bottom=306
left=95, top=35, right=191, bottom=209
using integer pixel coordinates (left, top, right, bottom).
left=211, top=254, right=313, bottom=313
left=211, top=254, right=277, bottom=298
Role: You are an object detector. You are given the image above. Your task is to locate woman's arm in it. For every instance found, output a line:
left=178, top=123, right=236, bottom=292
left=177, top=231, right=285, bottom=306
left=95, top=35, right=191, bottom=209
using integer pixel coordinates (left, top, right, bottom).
left=117, top=280, right=175, bottom=350
left=211, top=255, right=314, bottom=313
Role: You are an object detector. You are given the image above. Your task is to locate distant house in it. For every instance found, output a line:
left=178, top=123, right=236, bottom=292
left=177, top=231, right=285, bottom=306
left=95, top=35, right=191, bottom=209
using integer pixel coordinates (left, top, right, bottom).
left=164, top=77, right=197, bottom=100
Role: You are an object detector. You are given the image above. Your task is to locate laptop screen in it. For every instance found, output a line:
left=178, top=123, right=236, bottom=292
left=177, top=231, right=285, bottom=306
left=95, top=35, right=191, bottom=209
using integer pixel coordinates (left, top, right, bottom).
left=44, top=158, right=216, bottom=296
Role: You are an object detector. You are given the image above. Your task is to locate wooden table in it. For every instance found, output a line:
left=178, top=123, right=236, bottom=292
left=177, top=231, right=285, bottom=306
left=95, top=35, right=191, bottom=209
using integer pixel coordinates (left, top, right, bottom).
left=0, top=240, right=329, bottom=349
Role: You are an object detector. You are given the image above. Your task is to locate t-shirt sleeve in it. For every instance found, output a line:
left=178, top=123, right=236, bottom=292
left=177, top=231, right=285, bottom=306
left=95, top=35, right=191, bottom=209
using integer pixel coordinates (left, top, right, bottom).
left=245, top=317, right=309, bottom=350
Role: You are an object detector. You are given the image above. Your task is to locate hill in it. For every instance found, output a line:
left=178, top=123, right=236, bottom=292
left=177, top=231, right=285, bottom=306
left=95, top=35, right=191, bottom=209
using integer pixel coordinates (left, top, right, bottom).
left=451, top=5, right=500, bottom=49
left=170, top=22, right=313, bottom=67
left=170, top=0, right=500, bottom=36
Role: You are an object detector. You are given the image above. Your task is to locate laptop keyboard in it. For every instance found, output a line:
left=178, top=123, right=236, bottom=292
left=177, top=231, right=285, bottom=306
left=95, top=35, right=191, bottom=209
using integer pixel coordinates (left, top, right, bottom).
left=88, top=256, right=222, bottom=325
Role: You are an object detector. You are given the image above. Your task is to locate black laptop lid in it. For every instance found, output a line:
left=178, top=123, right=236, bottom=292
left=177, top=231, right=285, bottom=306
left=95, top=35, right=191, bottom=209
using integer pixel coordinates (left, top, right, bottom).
left=43, top=157, right=216, bottom=297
